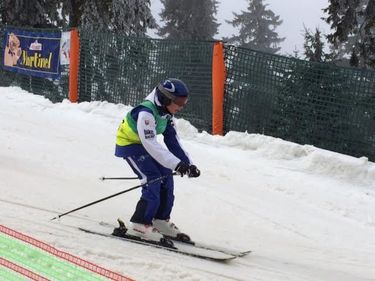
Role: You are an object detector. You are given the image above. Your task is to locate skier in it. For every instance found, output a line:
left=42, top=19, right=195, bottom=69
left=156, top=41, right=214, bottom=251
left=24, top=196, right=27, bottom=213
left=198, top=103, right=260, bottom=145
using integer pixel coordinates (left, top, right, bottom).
left=115, top=78, right=200, bottom=243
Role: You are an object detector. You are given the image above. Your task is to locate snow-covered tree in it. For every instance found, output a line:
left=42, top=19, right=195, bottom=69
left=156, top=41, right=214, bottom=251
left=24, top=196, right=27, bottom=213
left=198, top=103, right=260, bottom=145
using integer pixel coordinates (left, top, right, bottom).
left=225, top=0, right=284, bottom=54
left=80, top=0, right=110, bottom=30
left=80, top=0, right=156, bottom=35
left=323, top=0, right=375, bottom=68
left=1, top=0, right=62, bottom=27
left=0, top=1, right=5, bottom=23
left=112, top=0, right=157, bottom=34
left=0, top=0, right=156, bottom=35
left=291, top=47, right=301, bottom=59
left=158, top=0, right=219, bottom=40
left=303, top=27, right=331, bottom=62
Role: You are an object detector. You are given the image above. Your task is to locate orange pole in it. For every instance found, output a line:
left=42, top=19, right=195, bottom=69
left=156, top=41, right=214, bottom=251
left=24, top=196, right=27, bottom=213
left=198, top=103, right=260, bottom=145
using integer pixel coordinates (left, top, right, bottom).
left=68, top=28, right=79, bottom=103
left=211, top=41, right=225, bottom=135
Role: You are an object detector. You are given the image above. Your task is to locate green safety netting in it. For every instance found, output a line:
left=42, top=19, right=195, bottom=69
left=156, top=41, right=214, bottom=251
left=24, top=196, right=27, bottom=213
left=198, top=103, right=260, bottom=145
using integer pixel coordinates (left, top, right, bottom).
left=1, top=25, right=374, bottom=161
left=78, top=28, right=214, bottom=131
left=224, top=45, right=375, bottom=161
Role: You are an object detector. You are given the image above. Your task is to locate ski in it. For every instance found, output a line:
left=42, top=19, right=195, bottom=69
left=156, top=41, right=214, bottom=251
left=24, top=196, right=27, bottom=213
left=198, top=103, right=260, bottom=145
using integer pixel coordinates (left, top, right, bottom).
left=168, top=236, right=251, bottom=257
left=78, top=227, right=236, bottom=262
left=98, top=220, right=251, bottom=258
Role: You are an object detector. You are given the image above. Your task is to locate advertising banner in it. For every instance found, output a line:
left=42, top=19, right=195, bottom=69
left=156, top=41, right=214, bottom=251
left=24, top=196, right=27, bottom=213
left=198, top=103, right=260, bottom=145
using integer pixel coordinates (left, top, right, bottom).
left=3, top=27, right=61, bottom=80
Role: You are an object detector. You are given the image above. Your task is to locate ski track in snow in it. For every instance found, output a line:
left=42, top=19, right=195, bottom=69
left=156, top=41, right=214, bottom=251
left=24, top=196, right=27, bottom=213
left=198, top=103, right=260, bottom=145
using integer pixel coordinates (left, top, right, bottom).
left=1, top=87, right=375, bottom=281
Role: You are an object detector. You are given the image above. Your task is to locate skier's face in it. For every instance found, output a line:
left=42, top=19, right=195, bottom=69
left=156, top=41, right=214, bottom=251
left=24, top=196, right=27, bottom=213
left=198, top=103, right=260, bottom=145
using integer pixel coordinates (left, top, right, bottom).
left=166, top=96, right=188, bottom=114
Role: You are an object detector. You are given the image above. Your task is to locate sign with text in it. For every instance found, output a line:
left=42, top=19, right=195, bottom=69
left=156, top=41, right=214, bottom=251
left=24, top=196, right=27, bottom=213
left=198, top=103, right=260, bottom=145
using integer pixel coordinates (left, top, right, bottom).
left=3, top=27, right=61, bottom=80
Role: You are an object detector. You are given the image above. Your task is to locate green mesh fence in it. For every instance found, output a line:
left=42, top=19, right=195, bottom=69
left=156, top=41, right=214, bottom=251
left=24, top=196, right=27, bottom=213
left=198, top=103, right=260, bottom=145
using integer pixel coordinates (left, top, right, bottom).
left=1, top=25, right=374, bottom=161
left=0, top=25, right=69, bottom=103
left=224, top=45, right=375, bottom=161
left=78, top=28, right=214, bottom=131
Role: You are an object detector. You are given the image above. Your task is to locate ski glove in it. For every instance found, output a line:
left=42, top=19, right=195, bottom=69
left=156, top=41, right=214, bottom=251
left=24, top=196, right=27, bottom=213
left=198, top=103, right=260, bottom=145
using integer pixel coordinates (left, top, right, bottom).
left=175, top=162, right=201, bottom=178
left=175, top=162, right=190, bottom=177
left=188, top=165, right=200, bottom=178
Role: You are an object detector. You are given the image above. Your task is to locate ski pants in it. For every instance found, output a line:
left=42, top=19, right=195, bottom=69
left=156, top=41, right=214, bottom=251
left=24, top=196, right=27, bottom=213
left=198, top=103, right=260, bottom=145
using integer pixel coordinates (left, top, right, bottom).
left=124, top=152, right=175, bottom=225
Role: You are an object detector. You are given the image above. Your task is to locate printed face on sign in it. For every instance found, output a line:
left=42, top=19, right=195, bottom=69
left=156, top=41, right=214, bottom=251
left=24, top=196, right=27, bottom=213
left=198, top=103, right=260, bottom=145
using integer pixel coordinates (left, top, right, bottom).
left=4, top=33, right=22, bottom=66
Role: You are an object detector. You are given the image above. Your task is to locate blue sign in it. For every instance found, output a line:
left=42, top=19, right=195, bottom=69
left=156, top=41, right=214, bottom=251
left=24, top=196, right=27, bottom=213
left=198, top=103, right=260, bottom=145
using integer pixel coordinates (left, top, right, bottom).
left=3, top=27, right=61, bottom=80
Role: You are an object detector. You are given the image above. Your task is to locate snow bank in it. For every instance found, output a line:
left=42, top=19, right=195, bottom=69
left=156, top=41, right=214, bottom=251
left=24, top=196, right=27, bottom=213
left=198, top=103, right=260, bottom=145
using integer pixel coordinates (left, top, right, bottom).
left=4, top=86, right=374, bottom=187
left=177, top=120, right=375, bottom=187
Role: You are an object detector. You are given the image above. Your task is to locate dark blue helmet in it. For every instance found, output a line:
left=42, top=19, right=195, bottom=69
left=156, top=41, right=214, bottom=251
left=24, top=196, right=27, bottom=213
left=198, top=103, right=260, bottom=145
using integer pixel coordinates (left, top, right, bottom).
left=156, top=78, right=189, bottom=106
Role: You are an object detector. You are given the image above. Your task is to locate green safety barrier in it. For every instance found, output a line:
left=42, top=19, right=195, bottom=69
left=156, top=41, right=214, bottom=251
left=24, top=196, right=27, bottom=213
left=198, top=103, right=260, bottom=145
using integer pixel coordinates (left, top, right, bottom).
left=224, top=45, right=375, bottom=161
left=78, top=28, right=214, bottom=131
left=0, top=232, right=107, bottom=281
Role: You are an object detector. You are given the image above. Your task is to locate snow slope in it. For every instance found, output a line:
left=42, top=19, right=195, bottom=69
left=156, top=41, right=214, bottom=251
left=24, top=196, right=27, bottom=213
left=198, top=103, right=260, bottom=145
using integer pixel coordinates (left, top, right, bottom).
left=1, top=86, right=374, bottom=281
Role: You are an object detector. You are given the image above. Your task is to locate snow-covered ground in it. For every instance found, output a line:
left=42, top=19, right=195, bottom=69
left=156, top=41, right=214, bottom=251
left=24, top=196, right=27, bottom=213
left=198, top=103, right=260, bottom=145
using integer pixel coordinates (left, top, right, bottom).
left=1, top=86, right=374, bottom=281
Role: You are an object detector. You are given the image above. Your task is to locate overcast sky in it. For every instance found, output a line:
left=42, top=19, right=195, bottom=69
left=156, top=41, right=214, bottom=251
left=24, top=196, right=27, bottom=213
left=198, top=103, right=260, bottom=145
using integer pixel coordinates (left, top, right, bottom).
left=150, top=0, right=331, bottom=56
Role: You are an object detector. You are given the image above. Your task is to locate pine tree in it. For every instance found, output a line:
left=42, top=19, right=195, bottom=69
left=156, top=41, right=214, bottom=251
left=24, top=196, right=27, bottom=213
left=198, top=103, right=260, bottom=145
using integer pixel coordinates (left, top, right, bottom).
left=225, top=0, right=284, bottom=54
left=80, top=0, right=111, bottom=30
left=111, top=0, right=156, bottom=34
left=291, top=47, right=300, bottom=59
left=80, top=0, right=156, bottom=35
left=303, top=27, right=330, bottom=62
left=0, top=0, right=156, bottom=35
left=158, top=0, right=219, bottom=40
left=0, top=1, right=5, bottom=23
left=1, top=0, right=62, bottom=27
left=323, top=0, right=375, bottom=68
left=349, top=49, right=359, bottom=67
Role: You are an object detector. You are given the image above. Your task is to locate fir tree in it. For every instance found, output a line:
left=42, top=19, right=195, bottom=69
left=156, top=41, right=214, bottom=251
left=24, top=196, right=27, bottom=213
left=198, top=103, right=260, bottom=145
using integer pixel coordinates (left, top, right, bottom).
left=80, top=0, right=111, bottom=30
left=158, top=0, right=219, bottom=40
left=0, top=0, right=156, bottom=35
left=349, top=49, right=360, bottom=67
left=1, top=0, right=62, bottom=27
left=292, top=47, right=300, bottom=59
left=323, top=0, right=375, bottom=68
left=59, top=0, right=83, bottom=28
left=225, top=0, right=284, bottom=54
left=0, top=1, right=5, bottom=23
left=303, top=27, right=330, bottom=62
left=80, top=0, right=156, bottom=35
left=111, top=0, right=156, bottom=34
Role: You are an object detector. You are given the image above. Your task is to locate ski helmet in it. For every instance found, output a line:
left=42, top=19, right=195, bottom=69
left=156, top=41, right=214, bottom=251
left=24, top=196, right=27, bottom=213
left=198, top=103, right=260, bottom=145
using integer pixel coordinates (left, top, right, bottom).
left=156, top=78, right=189, bottom=106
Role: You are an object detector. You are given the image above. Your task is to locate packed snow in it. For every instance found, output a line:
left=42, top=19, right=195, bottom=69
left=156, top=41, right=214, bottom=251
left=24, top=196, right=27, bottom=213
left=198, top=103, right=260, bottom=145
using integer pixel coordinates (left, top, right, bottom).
left=0, top=86, right=374, bottom=281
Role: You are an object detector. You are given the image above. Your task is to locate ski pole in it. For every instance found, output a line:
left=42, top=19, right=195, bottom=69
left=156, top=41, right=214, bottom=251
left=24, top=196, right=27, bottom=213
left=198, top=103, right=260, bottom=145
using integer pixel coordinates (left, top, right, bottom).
left=51, top=173, right=176, bottom=221
left=100, top=176, right=138, bottom=181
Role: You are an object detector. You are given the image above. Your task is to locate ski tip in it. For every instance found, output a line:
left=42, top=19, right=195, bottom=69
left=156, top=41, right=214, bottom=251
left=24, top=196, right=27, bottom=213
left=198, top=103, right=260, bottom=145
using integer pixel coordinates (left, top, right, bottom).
left=238, top=250, right=252, bottom=257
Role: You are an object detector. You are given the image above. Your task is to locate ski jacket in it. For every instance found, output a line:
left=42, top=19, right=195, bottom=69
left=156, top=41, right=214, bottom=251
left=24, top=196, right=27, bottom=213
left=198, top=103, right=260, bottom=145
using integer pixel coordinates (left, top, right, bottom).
left=115, top=90, right=191, bottom=170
